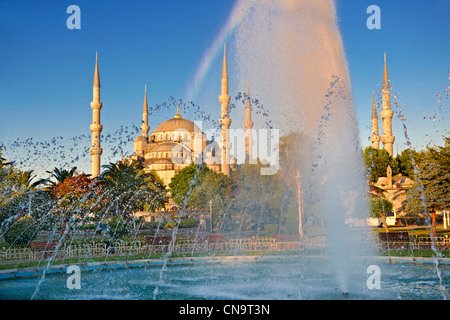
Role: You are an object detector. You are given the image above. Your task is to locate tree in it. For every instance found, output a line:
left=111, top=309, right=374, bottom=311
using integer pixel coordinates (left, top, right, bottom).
left=0, top=148, right=36, bottom=226
left=29, top=189, right=57, bottom=231
left=169, top=162, right=232, bottom=232
left=168, top=162, right=212, bottom=207
left=34, top=166, right=78, bottom=190
left=404, top=181, right=427, bottom=218
left=278, top=132, right=307, bottom=234
left=2, top=216, right=39, bottom=246
left=395, top=149, right=418, bottom=179
left=278, top=132, right=304, bottom=188
left=52, top=174, right=104, bottom=233
left=405, top=135, right=450, bottom=212
left=100, top=162, right=167, bottom=220
left=363, top=147, right=398, bottom=182
left=223, top=162, right=297, bottom=235
left=369, top=198, right=393, bottom=233
left=189, top=169, right=231, bottom=210
left=107, top=215, right=131, bottom=240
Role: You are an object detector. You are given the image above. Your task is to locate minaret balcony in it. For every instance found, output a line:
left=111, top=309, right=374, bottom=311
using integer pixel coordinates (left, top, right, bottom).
left=90, top=101, right=103, bottom=110
left=219, top=95, right=231, bottom=105
left=220, top=117, right=231, bottom=128
left=90, top=146, right=103, bottom=156
left=90, top=123, right=103, bottom=132
left=380, top=109, right=393, bottom=119
left=370, top=135, right=381, bottom=142
left=381, top=135, right=395, bottom=145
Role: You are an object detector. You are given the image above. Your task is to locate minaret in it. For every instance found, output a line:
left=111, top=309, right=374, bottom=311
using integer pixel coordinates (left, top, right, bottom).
left=219, top=44, right=231, bottom=176
left=244, top=83, right=254, bottom=162
left=380, top=53, right=395, bottom=156
left=133, top=85, right=149, bottom=158
left=141, top=85, right=150, bottom=137
left=370, top=92, right=381, bottom=149
left=90, top=52, right=103, bottom=178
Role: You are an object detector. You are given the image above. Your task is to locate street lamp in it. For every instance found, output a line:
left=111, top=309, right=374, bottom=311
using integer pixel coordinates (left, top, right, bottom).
left=430, top=205, right=436, bottom=240
left=209, top=199, right=213, bottom=233
left=296, top=170, right=303, bottom=238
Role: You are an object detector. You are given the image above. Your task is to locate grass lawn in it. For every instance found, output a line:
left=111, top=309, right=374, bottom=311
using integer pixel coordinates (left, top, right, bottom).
left=377, top=249, right=450, bottom=258
left=371, top=225, right=450, bottom=238
left=0, top=250, right=301, bottom=271
left=1, top=247, right=449, bottom=272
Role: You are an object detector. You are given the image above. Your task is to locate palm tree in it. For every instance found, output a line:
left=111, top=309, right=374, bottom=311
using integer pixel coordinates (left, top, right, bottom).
left=100, top=162, right=166, bottom=219
left=0, top=146, right=12, bottom=167
left=34, top=166, right=78, bottom=189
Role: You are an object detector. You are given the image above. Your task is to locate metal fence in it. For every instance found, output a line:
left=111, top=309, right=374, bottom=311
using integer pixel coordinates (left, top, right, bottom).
left=0, top=238, right=301, bottom=264
left=2, top=235, right=449, bottom=264
left=375, top=236, right=450, bottom=251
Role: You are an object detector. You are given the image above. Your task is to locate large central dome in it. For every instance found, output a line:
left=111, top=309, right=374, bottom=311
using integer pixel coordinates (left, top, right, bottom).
left=153, top=117, right=200, bottom=134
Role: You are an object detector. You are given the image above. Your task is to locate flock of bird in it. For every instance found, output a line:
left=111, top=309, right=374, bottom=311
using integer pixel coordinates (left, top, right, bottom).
left=1, top=94, right=274, bottom=180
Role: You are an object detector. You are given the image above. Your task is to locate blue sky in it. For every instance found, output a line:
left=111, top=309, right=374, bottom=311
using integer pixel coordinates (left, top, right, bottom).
left=0, top=0, right=449, bottom=174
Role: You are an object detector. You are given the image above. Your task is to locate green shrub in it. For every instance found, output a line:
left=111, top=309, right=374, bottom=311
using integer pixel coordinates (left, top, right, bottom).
left=165, top=222, right=175, bottom=229
left=85, top=223, right=96, bottom=230
left=3, top=216, right=39, bottom=246
left=262, top=223, right=279, bottom=236
left=107, top=215, right=131, bottom=240
left=179, top=219, right=199, bottom=228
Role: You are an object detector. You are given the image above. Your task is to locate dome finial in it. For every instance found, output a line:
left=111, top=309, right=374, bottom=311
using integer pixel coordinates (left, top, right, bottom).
left=174, top=102, right=181, bottom=119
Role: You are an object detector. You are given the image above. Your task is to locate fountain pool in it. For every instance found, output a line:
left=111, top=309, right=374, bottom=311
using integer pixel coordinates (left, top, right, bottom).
left=1, top=256, right=448, bottom=300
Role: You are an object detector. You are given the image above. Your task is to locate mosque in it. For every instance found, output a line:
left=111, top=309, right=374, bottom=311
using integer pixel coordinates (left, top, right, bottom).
left=89, top=46, right=254, bottom=187
left=89, top=48, right=402, bottom=221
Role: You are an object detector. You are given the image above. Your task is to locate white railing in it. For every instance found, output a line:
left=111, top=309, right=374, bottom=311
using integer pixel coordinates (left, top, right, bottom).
left=2, top=235, right=448, bottom=264
left=0, top=238, right=302, bottom=264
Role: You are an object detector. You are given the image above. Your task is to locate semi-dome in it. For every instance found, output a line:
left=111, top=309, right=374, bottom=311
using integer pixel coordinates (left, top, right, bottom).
left=145, top=158, right=173, bottom=166
left=134, top=135, right=148, bottom=143
left=150, top=142, right=177, bottom=153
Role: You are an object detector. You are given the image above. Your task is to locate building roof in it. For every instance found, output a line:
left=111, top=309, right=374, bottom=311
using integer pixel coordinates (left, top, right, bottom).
left=153, top=117, right=200, bottom=134
left=374, top=173, right=414, bottom=189
left=134, top=135, right=148, bottom=143
left=150, top=142, right=176, bottom=153
left=145, top=158, right=173, bottom=166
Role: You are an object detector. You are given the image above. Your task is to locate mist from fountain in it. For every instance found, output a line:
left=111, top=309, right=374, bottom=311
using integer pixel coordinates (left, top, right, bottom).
left=233, top=0, right=374, bottom=294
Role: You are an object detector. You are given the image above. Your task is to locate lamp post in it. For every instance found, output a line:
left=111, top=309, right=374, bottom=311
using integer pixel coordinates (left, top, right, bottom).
left=296, top=170, right=303, bottom=238
left=209, top=199, right=213, bottom=233
left=430, top=205, right=437, bottom=240
left=444, top=211, right=448, bottom=230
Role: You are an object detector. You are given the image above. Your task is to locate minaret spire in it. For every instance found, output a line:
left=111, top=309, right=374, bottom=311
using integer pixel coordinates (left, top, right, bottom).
left=90, top=52, right=103, bottom=178
left=141, top=84, right=150, bottom=137
left=380, top=53, right=395, bottom=156
left=383, top=52, right=389, bottom=87
left=370, top=92, right=380, bottom=149
left=245, top=82, right=254, bottom=162
left=93, top=52, right=100, bottom=87
left=219, top=44, right=231, bottom=176
left=222, top=43, right=228, bottom=94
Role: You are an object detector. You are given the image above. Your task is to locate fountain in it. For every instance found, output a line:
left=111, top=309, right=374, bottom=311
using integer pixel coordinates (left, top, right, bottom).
left=0, top=0, right=449, bottom=301
left=233, top=0, right=372, bottom=296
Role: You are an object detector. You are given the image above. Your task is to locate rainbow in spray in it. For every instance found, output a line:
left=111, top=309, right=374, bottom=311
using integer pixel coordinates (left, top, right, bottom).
left=186, top=0, right=254, bottom=102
